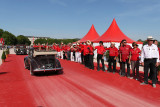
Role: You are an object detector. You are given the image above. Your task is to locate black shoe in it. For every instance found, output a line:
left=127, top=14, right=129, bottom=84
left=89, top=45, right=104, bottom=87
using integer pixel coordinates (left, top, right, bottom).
left=102, top=69, right=106, bottom=72
left=120, top=75, right=125, bottom=77
left=140, top=82, right=148, bottom=85
left=97, top=69, right=100, bottom=71
left=113, top=71, right=116, bottom=74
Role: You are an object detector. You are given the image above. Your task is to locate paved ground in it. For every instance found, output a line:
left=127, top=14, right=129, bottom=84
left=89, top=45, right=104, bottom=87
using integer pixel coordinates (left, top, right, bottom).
left=0, top=55, right=160, bottom=107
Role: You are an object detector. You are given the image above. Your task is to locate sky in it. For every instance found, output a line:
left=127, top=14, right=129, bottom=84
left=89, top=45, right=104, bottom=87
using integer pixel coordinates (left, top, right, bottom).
left=0, top=0, right=160, bottom=41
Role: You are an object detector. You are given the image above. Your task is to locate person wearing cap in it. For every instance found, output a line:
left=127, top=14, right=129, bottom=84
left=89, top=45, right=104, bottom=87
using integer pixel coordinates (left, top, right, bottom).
left=70, top=45, right=75, bottom=61
left=94, top=41, right=106, bottom=71
left=119, top=39, right=132, bottom=77
left=129, top=42, right=141, bottom=80
left=106, top=42, right=118, bottom=73
left=75, top=42, right=81, bottom=63
left=148, top=39, right=159, bottom=82
left=140, top=36, right=159, bottom=88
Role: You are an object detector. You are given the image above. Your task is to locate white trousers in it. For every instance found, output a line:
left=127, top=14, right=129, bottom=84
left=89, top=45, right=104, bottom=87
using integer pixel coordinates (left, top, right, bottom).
left=60, top=51, right=63, bottom=59
left=75, top=52, right=81, bottom=63
left=70, top=52, right=74, bottom=61
left=57, top=52, right=61, bottom=58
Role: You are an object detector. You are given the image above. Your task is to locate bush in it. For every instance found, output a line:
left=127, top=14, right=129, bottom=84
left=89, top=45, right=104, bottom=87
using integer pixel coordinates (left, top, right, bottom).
left=1, top=51, right=6, bottom=60
left=5, top=49, right=9, bottom=55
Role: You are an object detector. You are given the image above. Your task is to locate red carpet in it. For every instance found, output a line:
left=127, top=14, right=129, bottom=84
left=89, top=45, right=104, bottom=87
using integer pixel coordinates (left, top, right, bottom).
left=0, top=55, right=160, bottom=107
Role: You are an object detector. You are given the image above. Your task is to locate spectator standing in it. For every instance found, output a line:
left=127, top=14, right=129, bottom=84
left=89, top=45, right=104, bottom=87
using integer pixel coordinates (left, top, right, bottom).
left=106, top=42, right=118, bottom=73
left=140, top=36, right=159, bottom=88
left=148, top=40, right=159, bottom=82
left=83, top=41, right=90, bottom=68
left=129, top=42, right=141, bottom=80
left=80, top=42, right=85, bottom=64
left=119, top=39, right=132, bottom=78
left=88, top=42, right=94, bottom=70
left=94, top=41, right=106, bottom=72
left=118, top=42, right=123, bottom=75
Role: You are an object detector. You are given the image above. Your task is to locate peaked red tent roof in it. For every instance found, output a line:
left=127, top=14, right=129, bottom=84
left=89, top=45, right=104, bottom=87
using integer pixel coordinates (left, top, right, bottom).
left=94, top=19, right=135, bottom=43
left=80, top=24, right=100, bottom=42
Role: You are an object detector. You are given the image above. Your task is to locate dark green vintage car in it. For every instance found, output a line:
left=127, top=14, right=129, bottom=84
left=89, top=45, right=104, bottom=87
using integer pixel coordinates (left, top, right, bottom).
left=24, top=48, right=63, bottom=75
left=15, top=45, right=27, bottom=55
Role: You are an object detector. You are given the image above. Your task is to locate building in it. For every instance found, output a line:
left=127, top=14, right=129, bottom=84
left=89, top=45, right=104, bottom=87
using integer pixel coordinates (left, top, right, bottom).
left=25, top=36, right=50, bottom=45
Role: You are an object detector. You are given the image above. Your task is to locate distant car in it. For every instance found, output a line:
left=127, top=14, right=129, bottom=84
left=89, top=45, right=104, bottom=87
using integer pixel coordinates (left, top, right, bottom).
left=24, top=48, right=63, bottom=75
left=15, top=45, right=27, bottom=55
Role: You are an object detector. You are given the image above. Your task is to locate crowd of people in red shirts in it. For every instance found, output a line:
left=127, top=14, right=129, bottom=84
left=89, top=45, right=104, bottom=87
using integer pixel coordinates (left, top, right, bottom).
left=33, top=36, right=160, bottom=88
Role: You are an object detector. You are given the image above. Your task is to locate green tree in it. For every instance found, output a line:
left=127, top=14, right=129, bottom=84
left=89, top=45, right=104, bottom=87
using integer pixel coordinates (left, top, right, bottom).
left=17, top=35, right=31, bottom=45
left=137, top=39, right=143, bottom=42
left=34, top=38, right=47, bottom=44
left=0, top=29, right=4, bottom=38
left=2, top=31, right=17, bottom=45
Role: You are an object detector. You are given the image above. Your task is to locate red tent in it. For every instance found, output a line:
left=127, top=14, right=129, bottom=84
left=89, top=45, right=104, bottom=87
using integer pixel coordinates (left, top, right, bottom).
left=80, top=24, right=100, bottom=42
left=94, top=18, right=136, bottom=43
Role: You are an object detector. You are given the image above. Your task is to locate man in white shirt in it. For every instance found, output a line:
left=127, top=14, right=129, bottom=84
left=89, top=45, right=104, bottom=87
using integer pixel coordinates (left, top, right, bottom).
left=140, top=36, right=159, bottom=88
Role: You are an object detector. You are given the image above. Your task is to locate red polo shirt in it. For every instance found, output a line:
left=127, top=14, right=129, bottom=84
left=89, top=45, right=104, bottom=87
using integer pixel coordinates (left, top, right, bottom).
left=106, top=47, right=118, bottom=57
left=83, top=45, right=90, bottom=55
left=88, top=45, right=94, bottom=55
left=61, top=46, right=65, bottom=51
left=52, top=45, right=56, bottom=50
left=56, top=46, right=61, bottom=52
left=130, top=48, right=141, bottom=61
left=33, top=45, right=38, bottom=48
left=119, top=45, right=132, bottom=62
left=79, top=44, right=84, bottom=53
left=95, top=45, right=106, bottom=55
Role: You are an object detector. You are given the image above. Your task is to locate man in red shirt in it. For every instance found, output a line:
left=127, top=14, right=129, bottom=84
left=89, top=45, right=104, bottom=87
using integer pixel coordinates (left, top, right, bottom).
left=56, top=44, right=61, bottom=59
left=80, top=42, right=85, bottom=64
left=129, top=42, right=141, bottom=80
left=83, top=41, right=90, bottom=68
left=106, top=42, right=118, bottom=73
left=95, top=41, right=106, bottom=71
left=88, top=42, right=94, bottom=70
left=119, top=39, right=132, bottom=77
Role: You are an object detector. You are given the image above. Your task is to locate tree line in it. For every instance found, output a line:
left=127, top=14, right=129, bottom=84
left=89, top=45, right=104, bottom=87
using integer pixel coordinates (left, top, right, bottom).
left=0, top=29, right=31, bottom=45
left=0, top=28, right=79, bottom=45
left=1, top=28, right=159, bottom=46
left=34, top=38, right=79, bottom=45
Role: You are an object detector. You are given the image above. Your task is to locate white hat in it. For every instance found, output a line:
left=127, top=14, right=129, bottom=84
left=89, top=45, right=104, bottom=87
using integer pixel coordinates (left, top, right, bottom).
left=147, top=36, right=154, bottom=41
left=111, top=42, right=115, bottom=45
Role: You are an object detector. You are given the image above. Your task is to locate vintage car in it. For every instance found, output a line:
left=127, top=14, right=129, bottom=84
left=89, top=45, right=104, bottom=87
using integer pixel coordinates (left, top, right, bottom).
left=24, top=48, right=63, bottom=75
left=15, top=45, right=27, bottom=55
